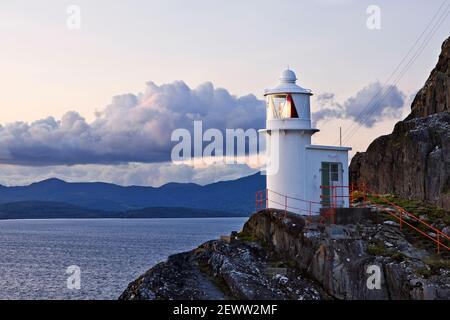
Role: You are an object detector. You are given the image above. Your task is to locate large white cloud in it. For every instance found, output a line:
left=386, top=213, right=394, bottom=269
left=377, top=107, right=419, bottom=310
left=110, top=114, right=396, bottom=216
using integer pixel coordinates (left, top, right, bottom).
left=0, top=81, right=265, bottom=166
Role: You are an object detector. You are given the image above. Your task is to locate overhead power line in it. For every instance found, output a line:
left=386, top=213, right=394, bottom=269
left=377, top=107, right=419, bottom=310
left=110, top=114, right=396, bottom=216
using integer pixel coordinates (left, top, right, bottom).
left=333, top=0, right=450, bottom=146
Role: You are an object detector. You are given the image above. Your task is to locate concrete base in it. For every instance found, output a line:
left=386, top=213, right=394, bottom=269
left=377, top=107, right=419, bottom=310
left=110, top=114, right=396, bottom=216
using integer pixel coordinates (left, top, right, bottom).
left=320, top=207, right=372, bottom=225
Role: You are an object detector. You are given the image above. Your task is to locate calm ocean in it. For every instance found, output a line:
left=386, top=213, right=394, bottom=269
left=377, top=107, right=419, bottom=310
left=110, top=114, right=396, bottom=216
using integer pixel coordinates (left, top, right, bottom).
left=0, top=218, right=246, bottom=300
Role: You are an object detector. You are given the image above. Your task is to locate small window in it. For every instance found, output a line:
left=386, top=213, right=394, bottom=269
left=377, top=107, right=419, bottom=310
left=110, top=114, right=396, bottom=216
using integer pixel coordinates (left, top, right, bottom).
left=330, top=163, right=339, bottom=182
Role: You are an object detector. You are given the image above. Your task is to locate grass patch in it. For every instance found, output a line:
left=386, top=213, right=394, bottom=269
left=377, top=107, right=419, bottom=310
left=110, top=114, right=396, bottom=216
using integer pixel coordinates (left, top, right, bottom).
left=416, top=267, right=432, bottom=278
left=237, top=231, right=257, bottom=242
left=416, top=256, right=450, bottom=278
left=285, top=259, right=297, bottom=269
left=367, top=240, right=386, bottom=256
left=389, top=252, right=405, bottom=262
left=363, top=194, right=449, bottom=227
left=443, top=215, right=450, bottom=226
left=351, top=191, right=365, bottom=203
left=424, top=256, right=450, bottom=272
left=366, top=240, right=405, bottom=260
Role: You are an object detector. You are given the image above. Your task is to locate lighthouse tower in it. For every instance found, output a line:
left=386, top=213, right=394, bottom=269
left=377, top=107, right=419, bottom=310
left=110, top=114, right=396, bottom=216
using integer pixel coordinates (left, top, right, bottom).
left=262, top=69, right=351, bottom=215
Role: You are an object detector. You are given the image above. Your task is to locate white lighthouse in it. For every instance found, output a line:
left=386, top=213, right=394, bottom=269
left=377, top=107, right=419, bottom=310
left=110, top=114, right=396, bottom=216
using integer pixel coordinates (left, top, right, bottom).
left=261, top=69, right=351, bottom=215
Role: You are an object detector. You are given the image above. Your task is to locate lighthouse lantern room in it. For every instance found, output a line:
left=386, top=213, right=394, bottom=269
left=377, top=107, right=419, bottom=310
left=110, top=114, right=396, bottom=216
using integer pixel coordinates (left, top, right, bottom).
left=261, top=69, right=351, bottom=215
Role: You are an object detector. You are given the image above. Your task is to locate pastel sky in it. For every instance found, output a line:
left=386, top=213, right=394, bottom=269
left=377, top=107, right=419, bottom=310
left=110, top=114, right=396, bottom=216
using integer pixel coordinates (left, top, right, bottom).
left=0, top=0, right=448, bottom=186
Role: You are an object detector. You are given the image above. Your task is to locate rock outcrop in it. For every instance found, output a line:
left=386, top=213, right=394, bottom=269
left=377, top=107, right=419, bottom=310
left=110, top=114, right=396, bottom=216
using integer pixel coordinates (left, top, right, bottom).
left=119, top=214, right=326, bottom=300
left=408, top=37, right=450, bottom=118
left=350, top=37, right=450, bottom=209
left=120, top=210, right=450, bottom=300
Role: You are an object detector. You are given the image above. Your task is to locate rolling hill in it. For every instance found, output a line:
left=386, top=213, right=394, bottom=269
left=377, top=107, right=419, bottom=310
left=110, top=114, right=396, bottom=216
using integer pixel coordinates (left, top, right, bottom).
left=0, top=173, right=265, bottom=216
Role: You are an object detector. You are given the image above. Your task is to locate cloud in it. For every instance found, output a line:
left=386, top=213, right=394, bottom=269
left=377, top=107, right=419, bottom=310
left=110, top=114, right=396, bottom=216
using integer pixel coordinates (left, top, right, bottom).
left=0, top=81, right=265, bottom=166
left=312, top=82, right=406, bottom=127
left=0, top=79, right=406, bottom=168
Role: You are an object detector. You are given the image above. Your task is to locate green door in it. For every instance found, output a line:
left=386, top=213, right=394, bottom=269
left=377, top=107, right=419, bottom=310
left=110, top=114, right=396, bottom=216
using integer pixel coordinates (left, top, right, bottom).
left=321, top=162, right=331, bottom=207
left=321, top=162, right=341, bottom=207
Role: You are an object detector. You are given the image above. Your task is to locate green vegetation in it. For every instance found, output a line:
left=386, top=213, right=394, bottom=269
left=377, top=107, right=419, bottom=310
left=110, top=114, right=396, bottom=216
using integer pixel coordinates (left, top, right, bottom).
left=351, top=191, right=365, bottom=203
left=424, top=256, right=450, bottom=272
left=443, top=215, right=450, bottom=226
left=416, top=267, right=432, bottom=278
left=416, top=256, right=450, bottom=278
left=390, top=252, right=405, bottom=262
left=284, top=259, right=297, bottom=269
left=374, top=195, right=446, bottom=222
left=367, top=240, right=386, bottom=256
left=237, top=231, right=257, bottom=242
left=365, top=194, right=450, bottom=251
left=352, top=191, right=450, bottom=228
left=366, top=239, right=406, bottom=261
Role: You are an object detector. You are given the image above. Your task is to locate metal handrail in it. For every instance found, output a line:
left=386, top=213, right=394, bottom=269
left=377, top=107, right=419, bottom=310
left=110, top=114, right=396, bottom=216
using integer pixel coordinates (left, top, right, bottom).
left=364, top=188, right=450, bottom=253
left=256, top=185, right=450, bottom=254
left=365, top=188, right=450, bottom=242
left=368, top=199, right=450, bottom=253
left=255, top=187, right=352, bottom=218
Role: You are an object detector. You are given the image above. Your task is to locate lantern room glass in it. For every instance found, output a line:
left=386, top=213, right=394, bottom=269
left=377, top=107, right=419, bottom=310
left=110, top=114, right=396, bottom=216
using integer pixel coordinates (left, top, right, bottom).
left=266, top=94, right=299, bottom=120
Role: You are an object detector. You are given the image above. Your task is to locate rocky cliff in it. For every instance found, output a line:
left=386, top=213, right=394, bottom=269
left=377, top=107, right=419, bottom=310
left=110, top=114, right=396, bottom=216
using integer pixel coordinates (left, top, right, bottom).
left=350, top=37, right=450, bottom=209
left=120, top=209, right=450, bottom=300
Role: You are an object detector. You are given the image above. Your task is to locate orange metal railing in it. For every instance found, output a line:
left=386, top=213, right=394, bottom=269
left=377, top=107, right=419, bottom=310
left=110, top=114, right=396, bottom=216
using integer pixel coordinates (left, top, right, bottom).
left=319, top=185, right=355, bottom=208
left=256, top=188, right=320, bottom=216
left=364, top=188, right=450, bottom=254
left=255, top=187, right=352, bottom=222
left=255, top=183, right=450, bottom=254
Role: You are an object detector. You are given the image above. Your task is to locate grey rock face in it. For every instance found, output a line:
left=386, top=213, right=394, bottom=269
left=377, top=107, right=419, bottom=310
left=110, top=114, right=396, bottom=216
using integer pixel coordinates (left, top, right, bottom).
left=350, top=37, right=450, bottom=210
left=409, top=37, right=450, bottom=118
left=120, top=210, right=450, bottom=300
left=119, top=234, right=326, bottom=300
left=242, top=210, right=450, bottom=300
left=350, top=112, right=450, bottom=209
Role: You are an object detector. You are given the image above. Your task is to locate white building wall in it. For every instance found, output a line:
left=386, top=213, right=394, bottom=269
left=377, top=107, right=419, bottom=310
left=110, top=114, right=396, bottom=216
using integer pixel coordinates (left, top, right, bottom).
left=266, top=130, right=311, bottom=213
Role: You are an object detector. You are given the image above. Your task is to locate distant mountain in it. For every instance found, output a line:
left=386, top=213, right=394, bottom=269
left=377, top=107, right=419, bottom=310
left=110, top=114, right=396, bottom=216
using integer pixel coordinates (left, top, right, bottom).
left=0, top=201, right=243, bottom=220
left=0, top=173, right=265, bottom=215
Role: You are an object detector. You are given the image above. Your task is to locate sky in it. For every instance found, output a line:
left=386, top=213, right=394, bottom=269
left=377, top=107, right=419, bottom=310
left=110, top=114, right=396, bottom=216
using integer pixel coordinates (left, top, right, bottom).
left=0, top=0, right=448, bottom=186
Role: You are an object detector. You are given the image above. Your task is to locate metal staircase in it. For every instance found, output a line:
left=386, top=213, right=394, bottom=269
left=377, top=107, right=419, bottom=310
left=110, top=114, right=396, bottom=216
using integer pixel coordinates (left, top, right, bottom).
left=364, top=189, right=450, bottom=255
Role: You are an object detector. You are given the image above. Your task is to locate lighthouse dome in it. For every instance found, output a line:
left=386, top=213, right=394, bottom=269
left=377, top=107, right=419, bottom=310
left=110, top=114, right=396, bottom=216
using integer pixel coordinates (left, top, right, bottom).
left=264, top=68, right=312, bottom=96
left=279, top=69, right=297, bottom=83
